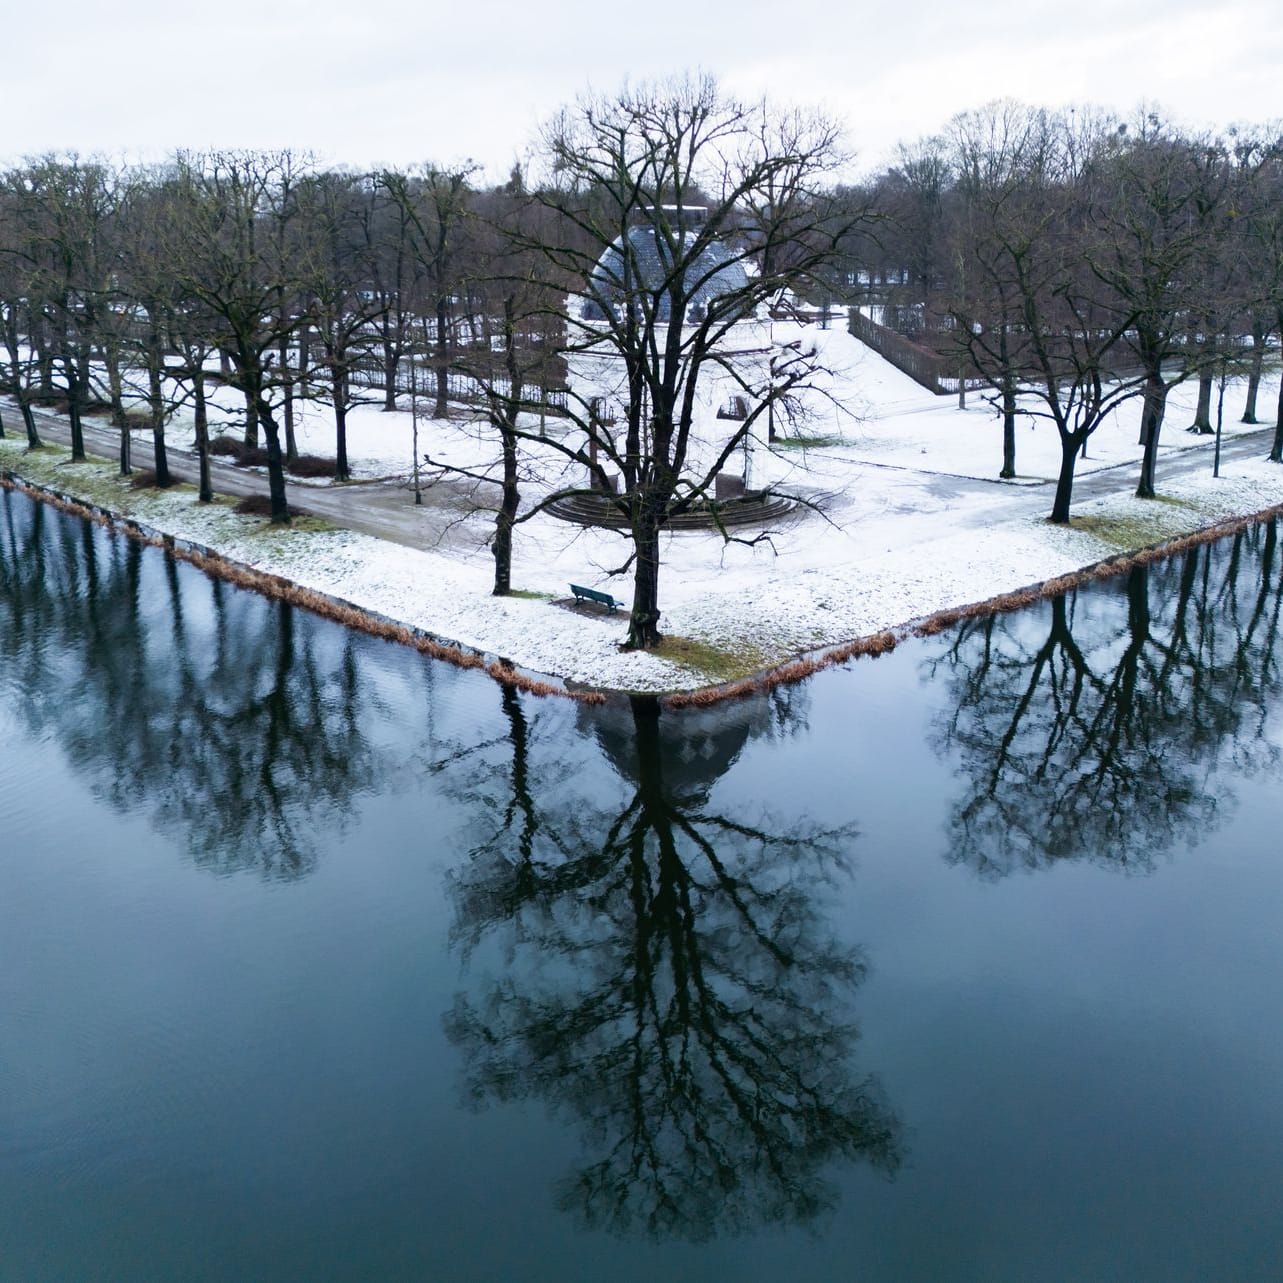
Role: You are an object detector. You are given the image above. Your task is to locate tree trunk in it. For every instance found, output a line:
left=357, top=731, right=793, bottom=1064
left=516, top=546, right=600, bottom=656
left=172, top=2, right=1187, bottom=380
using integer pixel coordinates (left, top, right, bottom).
left=243, top=391, right=259, bottom=449
left=296, top=326, right=310, bottom=398
left=280, top=336, right=298, bottom=466
left=148, top=330, right=170, bottom=486
left=38, top=348, right=55, bottom=398
left=65, top=366, right=86, bottom=462
left=151, top=418, right=170, bottom=486
left=193, top=370, right=213, bottom=502
left=75, top=345, right=93, bottom=412
left=1136, top=375, right=1167, bottom=499
left=493, top=427, right=519, bottom=596
left=19, top=396, right=41, bottom=449
left=492, top=298, right=522, bottom=597
left=0, top=408, right=5, bottom=439
left=256, top=394, right=291, bottom=524
left=1000, top=368, right=1016, bottom=480
left=284, top=394, right=298, bottom=466
left=106, top=350, right=126, bottom=428
left=626, top=504, right=664, bottom=648
left=1050, top=436, right=1078, bottom=524
left=333, top=368, right=350, bottom=482
left=1191, top=371, right=1213, bottom=433
left=1271, top=375, right=1283, bottom=463
left=119, top=416, right=131, bottom=476
left=434, top=298, right=449, bottom=419
left=383, top=341, right=398, bottom=411
left=1242, top=324, right=1264, bottom=423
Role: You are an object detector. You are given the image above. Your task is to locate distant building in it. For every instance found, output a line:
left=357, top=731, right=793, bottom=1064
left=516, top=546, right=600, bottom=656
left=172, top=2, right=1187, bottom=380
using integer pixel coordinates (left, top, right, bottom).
left=568, top=208, right=772, bottom=491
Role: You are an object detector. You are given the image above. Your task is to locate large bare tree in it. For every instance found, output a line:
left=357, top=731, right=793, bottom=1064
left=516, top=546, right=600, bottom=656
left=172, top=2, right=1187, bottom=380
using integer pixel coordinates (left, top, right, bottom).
left=522, top=77, right=857, bottom=648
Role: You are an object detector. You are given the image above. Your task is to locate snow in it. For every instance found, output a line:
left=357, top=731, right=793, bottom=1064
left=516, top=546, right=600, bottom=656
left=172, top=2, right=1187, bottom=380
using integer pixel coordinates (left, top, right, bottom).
left=5, top=325, right=1283, bottom=694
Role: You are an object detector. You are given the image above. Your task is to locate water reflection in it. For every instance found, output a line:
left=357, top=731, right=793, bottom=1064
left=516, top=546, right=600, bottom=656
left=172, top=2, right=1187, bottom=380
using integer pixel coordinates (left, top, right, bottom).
left=0, top=488, right=388, bottom=877
left=443, top=690, right=902, bottom=1242
left=931, top=520, right=1283, bottom=876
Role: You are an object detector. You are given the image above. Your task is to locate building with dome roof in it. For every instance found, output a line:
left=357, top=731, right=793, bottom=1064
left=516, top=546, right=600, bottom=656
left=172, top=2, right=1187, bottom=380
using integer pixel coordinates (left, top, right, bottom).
left=581, top=210, right=754, bottom=326
left=565, top=206, right=775, bottom=496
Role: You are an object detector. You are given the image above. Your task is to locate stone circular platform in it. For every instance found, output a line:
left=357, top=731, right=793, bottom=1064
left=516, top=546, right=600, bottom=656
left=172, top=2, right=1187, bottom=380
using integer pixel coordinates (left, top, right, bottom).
left=546, top=489, right=796, bottom=530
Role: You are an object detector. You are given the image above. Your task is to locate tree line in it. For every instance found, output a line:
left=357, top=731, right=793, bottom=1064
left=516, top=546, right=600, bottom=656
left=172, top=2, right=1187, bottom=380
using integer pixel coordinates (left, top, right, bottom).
left=839, top=102, right=1283, bottom=517
left=3, top=84, right=1282, bottom=647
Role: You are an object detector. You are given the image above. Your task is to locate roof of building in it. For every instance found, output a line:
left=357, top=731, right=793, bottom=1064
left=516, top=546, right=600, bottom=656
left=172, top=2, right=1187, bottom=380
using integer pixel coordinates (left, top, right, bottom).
left=583, top=222, right=752, bottom=323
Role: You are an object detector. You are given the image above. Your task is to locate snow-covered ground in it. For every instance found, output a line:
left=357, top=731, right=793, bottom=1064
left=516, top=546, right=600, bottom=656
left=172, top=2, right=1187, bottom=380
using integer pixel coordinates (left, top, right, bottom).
left=5, top=326, right=1283, bottom=693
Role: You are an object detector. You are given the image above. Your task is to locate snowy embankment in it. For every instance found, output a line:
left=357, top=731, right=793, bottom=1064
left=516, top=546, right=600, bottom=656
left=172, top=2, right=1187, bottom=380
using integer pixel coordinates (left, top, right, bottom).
left=4, top=327, right=1283, bottom=695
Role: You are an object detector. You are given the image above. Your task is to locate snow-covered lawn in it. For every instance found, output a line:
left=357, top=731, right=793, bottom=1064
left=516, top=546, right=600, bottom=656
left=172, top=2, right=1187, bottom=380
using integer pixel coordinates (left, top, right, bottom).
left=5, top=327, right=1283, bottom=693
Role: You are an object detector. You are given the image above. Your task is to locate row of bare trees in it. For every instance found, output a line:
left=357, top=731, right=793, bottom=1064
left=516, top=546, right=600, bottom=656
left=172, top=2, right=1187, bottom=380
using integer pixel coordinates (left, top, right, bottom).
left=836, top=103, right=1283, bottom=515
left=833, top=104, right=1283, bottom=519
left=0, top=152, right=504, bottom=503
left=6, top=89, right=1283, bottom=643
left=0, top=78, right=859, bottom=648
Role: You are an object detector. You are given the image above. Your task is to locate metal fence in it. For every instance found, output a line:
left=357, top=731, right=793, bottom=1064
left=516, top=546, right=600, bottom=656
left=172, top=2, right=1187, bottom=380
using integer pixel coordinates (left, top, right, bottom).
left=342, top=352, right=570, bottom=417
left=848, top=307, right=952, bottom=394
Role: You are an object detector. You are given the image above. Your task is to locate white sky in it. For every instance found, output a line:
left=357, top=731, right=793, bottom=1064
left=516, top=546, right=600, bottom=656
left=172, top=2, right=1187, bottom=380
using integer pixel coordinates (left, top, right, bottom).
left=5, top=0, right=1281, bottom=181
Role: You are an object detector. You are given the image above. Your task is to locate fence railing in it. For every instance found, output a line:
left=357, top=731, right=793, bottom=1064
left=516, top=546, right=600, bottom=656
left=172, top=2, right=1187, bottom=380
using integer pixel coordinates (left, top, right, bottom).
left=346, top=352, right=569, bottom=416
left=848, top=307, right=953, bottom=394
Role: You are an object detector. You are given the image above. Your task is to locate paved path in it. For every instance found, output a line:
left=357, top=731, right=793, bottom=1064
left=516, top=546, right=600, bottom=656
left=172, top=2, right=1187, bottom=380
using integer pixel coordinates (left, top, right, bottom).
left=15, top=405, right=1283, bottom=558
left=20, top=407, right=477, bottom=551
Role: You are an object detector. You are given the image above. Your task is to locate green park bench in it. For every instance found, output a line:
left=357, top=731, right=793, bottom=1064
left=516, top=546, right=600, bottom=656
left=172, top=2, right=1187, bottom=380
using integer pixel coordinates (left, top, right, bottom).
left=569, top=583, right=623, bottom=614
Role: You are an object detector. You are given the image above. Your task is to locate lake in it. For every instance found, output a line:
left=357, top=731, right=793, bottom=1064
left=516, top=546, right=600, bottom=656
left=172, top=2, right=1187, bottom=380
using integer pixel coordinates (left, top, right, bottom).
left=1, top=486, right=1280, bottom=1282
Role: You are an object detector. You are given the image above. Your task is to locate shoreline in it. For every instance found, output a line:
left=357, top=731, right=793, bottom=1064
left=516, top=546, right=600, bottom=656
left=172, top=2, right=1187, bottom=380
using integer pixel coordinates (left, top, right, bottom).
left=4, top=451, right=1283, bottom=708
left=0, top=469, right=605, bottom=705
left=665, top=501, right=1283, bottom=708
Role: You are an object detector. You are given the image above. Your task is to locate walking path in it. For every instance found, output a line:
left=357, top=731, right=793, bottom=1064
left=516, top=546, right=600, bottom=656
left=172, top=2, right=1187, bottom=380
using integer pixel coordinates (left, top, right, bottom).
left=23, top=404, right=1281, bottom=553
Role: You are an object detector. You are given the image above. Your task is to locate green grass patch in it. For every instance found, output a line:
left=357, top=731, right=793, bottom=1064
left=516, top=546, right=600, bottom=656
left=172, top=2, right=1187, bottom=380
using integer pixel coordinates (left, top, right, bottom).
left=654, top=634, right=770, bottom=683
left=242, top=513, right=336, bottom=537
left=507, top=588, right=554, bottom=600
left=774, top=434, right=841, bottom=450
left=1070, top=496, right=1200, bottom=549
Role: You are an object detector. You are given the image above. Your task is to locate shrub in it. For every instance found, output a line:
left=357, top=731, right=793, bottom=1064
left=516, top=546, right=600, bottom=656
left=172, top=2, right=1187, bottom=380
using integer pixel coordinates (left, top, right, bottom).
left=288, top=454, right=338, bottom=479
left=233, top=494, right=310, bottom=519
left=128, top=469, right=181, bottom=490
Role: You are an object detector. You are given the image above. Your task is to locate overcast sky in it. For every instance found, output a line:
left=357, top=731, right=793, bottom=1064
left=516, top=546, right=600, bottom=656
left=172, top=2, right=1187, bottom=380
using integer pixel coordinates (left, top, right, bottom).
left=6, top=0, right=1280, bottom=179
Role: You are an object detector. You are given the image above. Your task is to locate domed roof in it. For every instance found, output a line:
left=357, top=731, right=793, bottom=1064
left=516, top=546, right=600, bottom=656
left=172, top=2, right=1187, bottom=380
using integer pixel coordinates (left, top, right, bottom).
left=583, top=219, right=751, bottom=324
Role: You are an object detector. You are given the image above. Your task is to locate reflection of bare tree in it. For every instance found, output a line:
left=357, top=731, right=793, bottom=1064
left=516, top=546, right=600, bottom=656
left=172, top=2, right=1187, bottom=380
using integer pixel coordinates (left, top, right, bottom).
left=0, top=489, right=388, bottom=877
left=443, top=692, right=901, bottom=1243
left=932, top=521, right=1283, bottom=876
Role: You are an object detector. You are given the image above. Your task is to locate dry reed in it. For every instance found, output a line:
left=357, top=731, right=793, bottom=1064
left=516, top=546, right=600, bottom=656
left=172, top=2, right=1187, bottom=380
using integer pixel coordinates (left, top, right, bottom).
left=0, top=471, right=599, bottom=703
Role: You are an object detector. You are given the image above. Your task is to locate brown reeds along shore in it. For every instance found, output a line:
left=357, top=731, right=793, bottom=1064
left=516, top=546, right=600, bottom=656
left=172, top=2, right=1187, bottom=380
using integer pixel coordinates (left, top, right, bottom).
left=663, top=502, right=1283, bottom=709
left=4, top=469, right=1281, bottom=709
left=0, top=472, right=608, bottom=706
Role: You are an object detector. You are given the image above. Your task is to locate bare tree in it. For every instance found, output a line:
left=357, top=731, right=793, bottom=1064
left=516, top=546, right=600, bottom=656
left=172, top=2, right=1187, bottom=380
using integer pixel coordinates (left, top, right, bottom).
left=945, top=102, right=1062, bottom=478
left=380, top=163, right=477, bottom=419
left=519, top=77, right=857, bottom=648
left=1086, top=117, right=1232, bottom=497
left=953, top=119, right=1147, bottom=522
left=0, top=175, right=46, bottom=448
left=1230, top=128, right=1283, bottom=459
left=294, top=171, right=385, bottom=481
left=162, top=151, right=311, bottom=523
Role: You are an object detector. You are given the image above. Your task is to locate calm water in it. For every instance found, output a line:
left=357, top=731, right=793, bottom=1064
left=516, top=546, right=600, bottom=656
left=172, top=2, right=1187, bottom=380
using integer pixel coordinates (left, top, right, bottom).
left=1, top=487, right=1281, bottom=1282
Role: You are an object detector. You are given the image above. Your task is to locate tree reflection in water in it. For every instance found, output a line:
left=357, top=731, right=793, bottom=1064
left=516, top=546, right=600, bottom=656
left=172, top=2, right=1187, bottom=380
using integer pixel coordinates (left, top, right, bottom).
left=443, top=687, right=901, bottom=1242
left=0, top=488, right=389, bottom=877
left=931, top=519, right=1283, bottom=876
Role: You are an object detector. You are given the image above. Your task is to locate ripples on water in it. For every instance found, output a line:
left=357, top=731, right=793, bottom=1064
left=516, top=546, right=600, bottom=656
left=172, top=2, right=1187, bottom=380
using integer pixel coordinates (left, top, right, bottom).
left=1, top=487, right=1281, bottom=1282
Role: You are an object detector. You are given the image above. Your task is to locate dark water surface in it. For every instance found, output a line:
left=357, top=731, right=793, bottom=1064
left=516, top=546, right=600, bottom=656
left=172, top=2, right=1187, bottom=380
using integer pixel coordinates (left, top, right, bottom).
left=1, top=487, right=1281, bottom=1282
